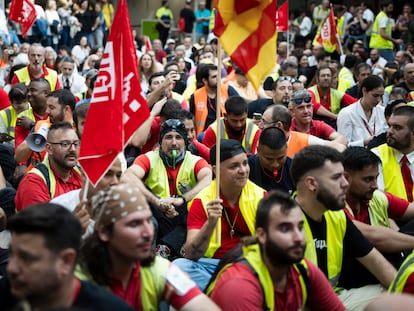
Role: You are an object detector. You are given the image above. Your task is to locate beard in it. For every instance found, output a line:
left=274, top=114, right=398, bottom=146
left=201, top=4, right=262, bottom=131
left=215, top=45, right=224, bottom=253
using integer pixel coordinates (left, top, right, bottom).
left=264, top=236, right=305, bottom=266
left=387, top=132, right=411, bottom=151
left=316, top=185, right=345, bottom=211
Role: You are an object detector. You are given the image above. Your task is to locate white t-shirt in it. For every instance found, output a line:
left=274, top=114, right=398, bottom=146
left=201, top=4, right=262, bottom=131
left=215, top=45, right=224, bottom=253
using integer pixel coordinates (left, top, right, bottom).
left=363, top=9, right=374, bottom=36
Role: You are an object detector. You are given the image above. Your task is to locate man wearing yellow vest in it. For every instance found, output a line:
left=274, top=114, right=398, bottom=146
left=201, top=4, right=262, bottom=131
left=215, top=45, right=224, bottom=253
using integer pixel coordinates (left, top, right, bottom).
left=202, top=96, right=261, bottom=155
left=189, top=63, right=239, bottom=136
left=369, top=0, right=403, bottom=62
left=123, top=119, right=211, bottom=260
left=292, top=145, right=396, bottom=311
left=11, top=43, right=60, bottom=90
left=15, top=122, right=82, bottom=211
left=173, top=139, right=266, bottom=290
left=207, top=190, right=345, bottom=310
left=373, top=106, right=414, bottom=202
left=78, top=183, right=220, bottom=311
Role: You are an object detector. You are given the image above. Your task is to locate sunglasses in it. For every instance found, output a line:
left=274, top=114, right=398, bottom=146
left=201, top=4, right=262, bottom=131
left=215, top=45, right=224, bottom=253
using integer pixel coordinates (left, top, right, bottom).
left=292, top=97, right=312, bottom=105
left=277, top=76, right=296, bottom=83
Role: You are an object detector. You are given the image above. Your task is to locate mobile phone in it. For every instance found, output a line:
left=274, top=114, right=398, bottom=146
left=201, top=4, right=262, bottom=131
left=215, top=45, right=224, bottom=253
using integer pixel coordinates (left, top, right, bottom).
left=179, top=72, right=185, bottom=80
left=253, top=113, right=262, bottom=120
left=0, top=133, right=14, bottom=142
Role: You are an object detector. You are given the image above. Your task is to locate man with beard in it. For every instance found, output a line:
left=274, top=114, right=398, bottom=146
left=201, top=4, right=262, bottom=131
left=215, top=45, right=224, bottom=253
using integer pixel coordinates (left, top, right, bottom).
left=207, top=190, right=345, bottom=311
left=57, top=57, right=87, bottom=99
left=11, top=43, right=60, bottom=90
left=248, top=127, right=294, bottom=194
left=190, top=64, right=239, bottom=136
left=173, top=139, right=266, bottom=290
left=373, top=106, right=414, bottom=202
left=202, top=96, right=261, bottom=155
left=15, top=122, right=82, bottom=211
left=46, top=89, right=76, bottom=126
left=292, top=145, right=396, bottom=311
left=79, top=183, right=220, bottom=311
left=0, top=203, right=135, bottom=311
left=123, top=119, right=211, bottom=260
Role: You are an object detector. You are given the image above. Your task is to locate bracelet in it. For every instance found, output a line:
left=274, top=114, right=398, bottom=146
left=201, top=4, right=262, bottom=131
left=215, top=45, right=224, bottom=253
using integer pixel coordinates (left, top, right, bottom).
left=180, top=195, right=187, bottom=205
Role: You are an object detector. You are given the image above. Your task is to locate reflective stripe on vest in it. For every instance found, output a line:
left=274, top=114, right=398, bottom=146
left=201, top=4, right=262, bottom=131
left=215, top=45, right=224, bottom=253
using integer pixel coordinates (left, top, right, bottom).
left=0, top=107, right=15, bottom=138
left=389, top=250, right=414, bottom=293
left=308, top=85, right=344, bottom=114
left=373, top=144, right=414, bottom=201
left=369, top=11, right=393, bottom=49
left=212, top=118, right=257, bottom=154
left=196, top=179, right=264, bottom=257
left=15, top=66, right=58, bottom=90
left=144, top=151, right=199, bottom=198
left=303, top=210, right=347, bottom=290
left=193, top=85, right=228, bottom=135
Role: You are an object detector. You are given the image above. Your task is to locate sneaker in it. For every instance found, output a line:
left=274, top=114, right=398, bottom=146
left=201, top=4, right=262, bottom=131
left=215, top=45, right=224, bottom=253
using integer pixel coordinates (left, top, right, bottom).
left=155, top=244, right=171, bottom=259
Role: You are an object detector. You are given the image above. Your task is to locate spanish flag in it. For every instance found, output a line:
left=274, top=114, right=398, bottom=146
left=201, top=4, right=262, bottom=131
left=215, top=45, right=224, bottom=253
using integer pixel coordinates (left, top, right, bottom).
left=214, top=0, right=277, bottom=90
left=313, top=4, right=338, bottom=53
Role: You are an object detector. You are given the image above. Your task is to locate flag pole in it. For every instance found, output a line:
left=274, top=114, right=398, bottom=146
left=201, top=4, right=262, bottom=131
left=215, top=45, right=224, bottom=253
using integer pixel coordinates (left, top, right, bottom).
left=215, top=40, right=222, bottom=244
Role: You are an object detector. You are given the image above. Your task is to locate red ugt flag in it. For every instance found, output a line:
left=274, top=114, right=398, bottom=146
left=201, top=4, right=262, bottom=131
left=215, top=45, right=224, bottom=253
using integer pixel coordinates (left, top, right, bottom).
left=276, top=1, right=288, bottom=32
left=9, top=0, right=37, bottom=36
left=78, top=0, right=149, bottom=186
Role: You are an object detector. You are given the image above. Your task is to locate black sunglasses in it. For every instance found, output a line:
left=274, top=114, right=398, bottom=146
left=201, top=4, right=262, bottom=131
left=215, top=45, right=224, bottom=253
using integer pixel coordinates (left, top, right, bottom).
left=292, top=97, right=312, bottom=105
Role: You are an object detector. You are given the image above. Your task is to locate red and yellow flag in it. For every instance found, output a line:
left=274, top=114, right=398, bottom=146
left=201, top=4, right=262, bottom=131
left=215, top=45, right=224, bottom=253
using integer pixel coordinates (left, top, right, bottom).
left=313, top=4, right=338, bottom=53
left=214, top=0, right=276, bottom=90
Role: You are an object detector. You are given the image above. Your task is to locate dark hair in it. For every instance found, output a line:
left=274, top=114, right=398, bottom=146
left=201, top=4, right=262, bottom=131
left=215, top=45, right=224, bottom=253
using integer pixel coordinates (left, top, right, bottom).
left=360, top=75, right=384, bottom=92
left=385, top=100, right=407, bottom=118
left=164, top=61, right=179, bottom=72
left=74, top=102, right=90, bottom=133
left=180, top=109, right=194, bottom=121
left=47, top=89, right=76, bottom=112
left=291, top=145, right=343, bottom=184
left=7, top=203, right=81, bottom=257
left=47, top=121, right=75, bottom=141
left=316, top=64, right=332, bottom=77
left=380, top=0, right=393, bottom=9
left=159, top=98, right=182, bottom=120
left=355, top=62, right=371, bottom=76
left=343, top=147, right=381, bottom=172
left=225, top=96, right=247, bottom=115
left=269, top=105, right=292, bottom=130
left=392, top=106, right=414, bottom=131
left=148, top=71, right=165, bottom=86
left=196, top=63, right=217, bottom=85
left=280, top=60, right=298, bottom=72
left=344, top=54, right=358, bottom=69
left=30, top=77, right=51, bottom=91
left=389, top=87, right=408, bottom=101
left=8, top=83, right=28, bottom=102
left=259, top=127, right=287, bottom=150
left=255, top=190, right=298, bottom=230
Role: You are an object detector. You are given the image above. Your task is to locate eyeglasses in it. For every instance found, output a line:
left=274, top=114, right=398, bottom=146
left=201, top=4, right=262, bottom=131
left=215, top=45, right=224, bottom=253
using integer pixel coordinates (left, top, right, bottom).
left=48, top=140, right=80, bottom=150
left=260, top=118, right=276, bottom=126
left=277, top=76, right=296, bottom=83
left=292, top=97, right=312, bottom=105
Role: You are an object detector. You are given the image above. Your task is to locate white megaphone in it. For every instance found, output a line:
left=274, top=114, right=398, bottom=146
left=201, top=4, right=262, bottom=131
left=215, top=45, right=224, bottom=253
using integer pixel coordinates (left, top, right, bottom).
left=26, top=123, right=49, bottom=152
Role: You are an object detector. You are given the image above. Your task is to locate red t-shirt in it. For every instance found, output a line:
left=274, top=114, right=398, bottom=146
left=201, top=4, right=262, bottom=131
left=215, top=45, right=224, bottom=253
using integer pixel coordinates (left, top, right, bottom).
left=202, top=122, right=261, bottom=155
left=345, top=191, right=409, bottom=224
left=110, top=261, right=201, bottom=311
left=0, top=88, right=10, bottom=110
left=15, top=164, right=82, bottom=211
left=133, top=152, right=208, bottom=196
left=188, top=197, right=252, bottom=258
left=210, top=258, right=345, bottom=311
left=290, top=119, right=335, bottom=140
left=141, top=117, right=161, bottom=154
left=191, top=139, right=210, bottom=163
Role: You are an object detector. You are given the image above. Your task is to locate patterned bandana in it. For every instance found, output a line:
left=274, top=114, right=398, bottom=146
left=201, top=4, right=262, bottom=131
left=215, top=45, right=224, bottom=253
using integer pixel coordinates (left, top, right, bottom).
left=91, top=183, right=149, bottom=229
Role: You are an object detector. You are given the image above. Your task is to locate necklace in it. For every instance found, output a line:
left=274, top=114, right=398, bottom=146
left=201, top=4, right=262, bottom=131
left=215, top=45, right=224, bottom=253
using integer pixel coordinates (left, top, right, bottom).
left=223, top=207, right=240, bottom=238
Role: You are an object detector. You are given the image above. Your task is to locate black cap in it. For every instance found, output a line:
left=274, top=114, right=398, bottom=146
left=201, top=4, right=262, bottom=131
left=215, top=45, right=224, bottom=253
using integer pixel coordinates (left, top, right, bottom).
left=210, top=139, right=245, bottom=165
left=159, top=119, right=188, bottom=146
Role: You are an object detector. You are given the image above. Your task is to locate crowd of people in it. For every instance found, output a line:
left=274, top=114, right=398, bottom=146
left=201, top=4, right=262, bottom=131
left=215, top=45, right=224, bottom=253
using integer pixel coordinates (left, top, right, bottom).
left=3, top=0, right=414, bottom=310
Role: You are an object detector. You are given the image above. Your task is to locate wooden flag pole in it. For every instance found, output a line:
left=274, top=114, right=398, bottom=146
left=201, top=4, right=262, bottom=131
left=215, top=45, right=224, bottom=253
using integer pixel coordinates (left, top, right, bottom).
left=215, top=40, right=223, bottom=244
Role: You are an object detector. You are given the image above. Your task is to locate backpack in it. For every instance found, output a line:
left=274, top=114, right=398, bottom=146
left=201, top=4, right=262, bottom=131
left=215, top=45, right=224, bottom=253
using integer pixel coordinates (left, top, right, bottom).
left=178, top=17, right=186, bottom=32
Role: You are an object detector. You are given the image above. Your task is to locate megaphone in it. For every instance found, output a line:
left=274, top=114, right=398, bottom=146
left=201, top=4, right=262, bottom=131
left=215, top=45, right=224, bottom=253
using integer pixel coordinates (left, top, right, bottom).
left=26, top=123, right=49, bottom=152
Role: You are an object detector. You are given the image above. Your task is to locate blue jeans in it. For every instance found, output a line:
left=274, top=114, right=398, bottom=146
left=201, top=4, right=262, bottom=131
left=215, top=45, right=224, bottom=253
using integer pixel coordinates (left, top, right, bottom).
left=173, top=257, right=220, bottom=291
left=378, top=49, right=395, bottom=62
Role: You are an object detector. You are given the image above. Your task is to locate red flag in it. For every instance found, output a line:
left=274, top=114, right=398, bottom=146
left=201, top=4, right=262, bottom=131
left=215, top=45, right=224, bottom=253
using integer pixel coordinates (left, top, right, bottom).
left=144, top=36, right=152, bottom=53
left=313, top=4, right=338, bottom=53
left=214, top=0, right=277, bottom=90
left=8, top=0, right=37, bottom=36
left=276, top=1, right=288, bottom=32
left=78, top=0, right=149, bottom=186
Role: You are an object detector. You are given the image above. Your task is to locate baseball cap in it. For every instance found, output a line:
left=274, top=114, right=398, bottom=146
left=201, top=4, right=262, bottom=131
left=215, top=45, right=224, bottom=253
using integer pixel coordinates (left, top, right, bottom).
left=210, top=139, right=245, bottom=165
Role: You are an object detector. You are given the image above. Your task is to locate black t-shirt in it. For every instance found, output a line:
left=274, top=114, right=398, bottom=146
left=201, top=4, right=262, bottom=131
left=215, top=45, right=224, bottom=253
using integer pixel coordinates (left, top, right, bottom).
left=0, top=277, right=134, bottom=311
left=248, top=154, right=295, bottom=194
left=247, top=98, right=274, bottom=118
left=180, top=8, right=196, bottom=33
left=76, top=10, right=98, bottom=33
left=303, top=210, right=373, bottom=280
left=345, top=84, right=360, bottom=99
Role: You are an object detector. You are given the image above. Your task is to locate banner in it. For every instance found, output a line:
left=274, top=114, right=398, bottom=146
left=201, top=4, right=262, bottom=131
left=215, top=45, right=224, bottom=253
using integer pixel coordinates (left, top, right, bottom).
left=214, top=0, right=277, bottom=90
left=313, top=4, right=338, bottom=53
left=78, top=0, right=149, bottom=186
left=8, top=0, right=37, bottom=36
